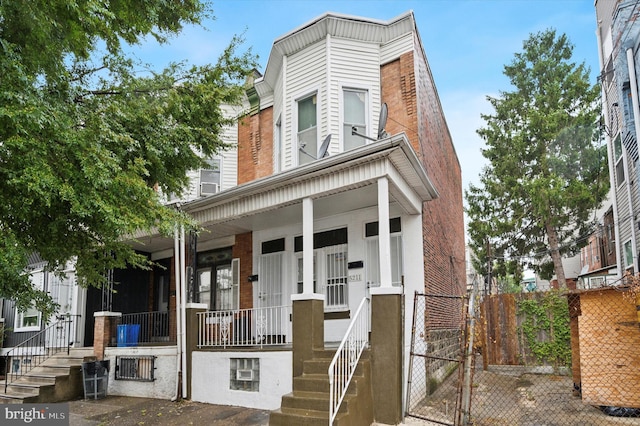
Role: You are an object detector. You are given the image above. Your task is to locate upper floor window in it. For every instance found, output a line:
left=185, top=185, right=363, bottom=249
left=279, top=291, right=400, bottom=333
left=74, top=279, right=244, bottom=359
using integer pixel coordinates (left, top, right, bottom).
left=613, top=135, right=625, bottom=187
left=200, top=158, right=221, bottom=196
left=343, top=88, right=368, bottom=151
left=297, top=94, right=317, bottom=165
left=624, top=239, right=634, bottom=271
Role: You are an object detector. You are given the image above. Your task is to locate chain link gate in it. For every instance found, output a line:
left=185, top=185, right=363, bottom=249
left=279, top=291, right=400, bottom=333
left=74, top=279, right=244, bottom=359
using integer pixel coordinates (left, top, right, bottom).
left=406, top=290, right=473, bottom=425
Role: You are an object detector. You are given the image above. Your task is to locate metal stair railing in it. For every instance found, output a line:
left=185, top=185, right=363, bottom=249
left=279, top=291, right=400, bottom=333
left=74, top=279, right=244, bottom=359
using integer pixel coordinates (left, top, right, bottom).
left=4, top=314, right=77, bottom=392
left=328, top=297, right=369, bottom=425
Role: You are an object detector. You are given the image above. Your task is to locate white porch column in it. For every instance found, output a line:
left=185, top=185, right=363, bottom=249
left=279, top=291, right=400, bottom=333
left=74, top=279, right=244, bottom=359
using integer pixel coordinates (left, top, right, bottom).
left=303, top=197, right=314, bottom=295
left=378, top=177, right=393, bottom=288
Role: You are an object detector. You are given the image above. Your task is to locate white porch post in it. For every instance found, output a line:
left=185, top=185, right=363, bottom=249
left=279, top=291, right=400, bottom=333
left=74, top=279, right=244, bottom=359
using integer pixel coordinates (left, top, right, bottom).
left=302, top=197, right=319, bottom=297
left=377, top=177, right=393, bottom=289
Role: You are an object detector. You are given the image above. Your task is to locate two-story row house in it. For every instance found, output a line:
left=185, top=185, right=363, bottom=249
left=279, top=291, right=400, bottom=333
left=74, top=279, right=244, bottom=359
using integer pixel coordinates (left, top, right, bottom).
left=2, top=11, right=465, bottom=424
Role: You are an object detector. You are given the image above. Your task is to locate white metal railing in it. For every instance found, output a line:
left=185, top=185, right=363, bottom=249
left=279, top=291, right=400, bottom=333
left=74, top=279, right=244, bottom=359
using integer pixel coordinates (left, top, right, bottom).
left=197, top=305, right=292, bottom=349
left=328, top=297, right=370, bottom=425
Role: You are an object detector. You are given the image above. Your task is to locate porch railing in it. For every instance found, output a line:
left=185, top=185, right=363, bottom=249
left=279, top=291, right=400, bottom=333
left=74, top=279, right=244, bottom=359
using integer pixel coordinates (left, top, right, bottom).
left=118, top=311, right=171, bottom=346
left=328, top=297, right=369, bottom=426
left=197, top=305, right=292, bottom=349
left=4, top=314, right=77, bottom=392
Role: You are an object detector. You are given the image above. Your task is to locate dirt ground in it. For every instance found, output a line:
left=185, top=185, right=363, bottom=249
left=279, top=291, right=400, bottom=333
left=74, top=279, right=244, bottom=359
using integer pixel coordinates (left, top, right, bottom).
left=407, top=360, right=640, bottom=426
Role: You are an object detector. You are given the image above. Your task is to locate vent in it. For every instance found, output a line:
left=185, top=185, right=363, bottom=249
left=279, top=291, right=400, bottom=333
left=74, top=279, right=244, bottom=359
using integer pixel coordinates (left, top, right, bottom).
left=236, top=369, right=254, bottom=381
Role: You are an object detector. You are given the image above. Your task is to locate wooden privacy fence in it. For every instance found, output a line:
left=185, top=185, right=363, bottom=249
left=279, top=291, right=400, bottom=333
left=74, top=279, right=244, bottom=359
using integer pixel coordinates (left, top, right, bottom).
left=478, top=291, right=571, bottom=369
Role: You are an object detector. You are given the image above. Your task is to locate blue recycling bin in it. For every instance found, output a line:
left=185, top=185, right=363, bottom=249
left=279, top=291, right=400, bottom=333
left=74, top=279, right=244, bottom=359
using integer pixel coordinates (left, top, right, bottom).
left=117, top=324, right=140, bottom=347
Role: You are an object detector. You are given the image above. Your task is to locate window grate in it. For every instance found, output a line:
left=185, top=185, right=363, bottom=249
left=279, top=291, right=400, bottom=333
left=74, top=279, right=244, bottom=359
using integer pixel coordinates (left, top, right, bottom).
left=115, top=356, right=156, bottom=382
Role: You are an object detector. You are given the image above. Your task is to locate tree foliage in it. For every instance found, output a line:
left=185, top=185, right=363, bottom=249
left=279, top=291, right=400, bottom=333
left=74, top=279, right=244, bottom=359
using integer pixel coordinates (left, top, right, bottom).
left=0, top=1, right=257, bottom=315
left=465, top=29, right=608, bottom=288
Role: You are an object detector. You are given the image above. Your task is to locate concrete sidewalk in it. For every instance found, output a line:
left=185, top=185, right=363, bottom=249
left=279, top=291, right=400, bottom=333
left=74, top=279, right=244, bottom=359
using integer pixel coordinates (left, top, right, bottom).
left=68, top=396, right=433, bottom=425
left=68, top=396, right=270, bottom=426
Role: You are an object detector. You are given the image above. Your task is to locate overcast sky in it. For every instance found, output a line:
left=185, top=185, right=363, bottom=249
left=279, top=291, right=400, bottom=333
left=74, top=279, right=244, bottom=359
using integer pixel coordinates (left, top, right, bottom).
left=124, top=0, right=600, bottom=197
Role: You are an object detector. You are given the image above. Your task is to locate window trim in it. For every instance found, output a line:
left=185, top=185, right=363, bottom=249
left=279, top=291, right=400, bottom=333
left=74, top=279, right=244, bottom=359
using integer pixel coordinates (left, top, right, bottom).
left=15, top=271, right=45, bottom=332
left=295, top=91, right=319, bottom=166
left=623, top=239, right=634, bottom=269
left=341, top=86, right=370, bottom=152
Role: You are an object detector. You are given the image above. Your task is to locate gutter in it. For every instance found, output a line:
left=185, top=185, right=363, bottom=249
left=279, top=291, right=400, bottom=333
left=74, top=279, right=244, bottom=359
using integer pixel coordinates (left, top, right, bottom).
left=183, top=133, right=438, bottom=214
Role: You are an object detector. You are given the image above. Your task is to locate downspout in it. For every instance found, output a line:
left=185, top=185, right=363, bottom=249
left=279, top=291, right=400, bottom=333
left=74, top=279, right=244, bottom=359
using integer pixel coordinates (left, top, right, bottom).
left=172, top=229, right=182, bottom=401
left=626, top=46, right=640, bottom=270
left=180, top=225, right=188, bottom=399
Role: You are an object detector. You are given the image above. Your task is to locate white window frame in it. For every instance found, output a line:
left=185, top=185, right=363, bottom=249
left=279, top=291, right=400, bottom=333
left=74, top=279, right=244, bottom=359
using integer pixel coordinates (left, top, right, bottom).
left=624, top=239, right=634, bottom=270
left=296, top=92, right=318, bottom=166
left=199, top=158, right=221, bottom=197
left=613, top=135, right=625, bottom=187
left=15, top=271, right=45, bottom=332
left=342, top=86, right=370, bottom=152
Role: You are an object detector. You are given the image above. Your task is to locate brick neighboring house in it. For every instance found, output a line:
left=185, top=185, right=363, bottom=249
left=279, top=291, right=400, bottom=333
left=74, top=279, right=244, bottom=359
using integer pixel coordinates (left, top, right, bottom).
left=2, top=10, right=464, bottom=424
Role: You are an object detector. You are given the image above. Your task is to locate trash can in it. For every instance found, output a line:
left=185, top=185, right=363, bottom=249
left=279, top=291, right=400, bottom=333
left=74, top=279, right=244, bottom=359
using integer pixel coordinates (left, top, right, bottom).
left=117, top=324, right=140, bottom=347
left=82, top=360, right=109, bottom=400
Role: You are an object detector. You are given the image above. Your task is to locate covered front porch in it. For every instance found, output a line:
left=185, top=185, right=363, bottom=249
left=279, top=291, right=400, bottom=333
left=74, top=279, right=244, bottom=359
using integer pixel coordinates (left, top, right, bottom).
left=125, top=133, right=436, bottom=419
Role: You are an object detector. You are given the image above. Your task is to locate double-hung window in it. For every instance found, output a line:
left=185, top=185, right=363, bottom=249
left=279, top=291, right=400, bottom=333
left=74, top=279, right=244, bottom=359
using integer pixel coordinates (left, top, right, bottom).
left=15, top=271, right=44, bottom=332
left=613, top=135, right=624, bottom=187
left=199, top=158, right=221, bottom=196
left=297, top=94, right=317, bottom=165
left=343, top=88, right=368, bottom=151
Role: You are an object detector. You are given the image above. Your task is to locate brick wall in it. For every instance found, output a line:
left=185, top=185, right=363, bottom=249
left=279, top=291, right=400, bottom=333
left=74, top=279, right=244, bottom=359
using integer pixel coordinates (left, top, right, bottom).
left=232, top=232, right=253, bottom=309
left=237, top=107, right=274, bottom=185
left=381, top=46, right=466, bottom=320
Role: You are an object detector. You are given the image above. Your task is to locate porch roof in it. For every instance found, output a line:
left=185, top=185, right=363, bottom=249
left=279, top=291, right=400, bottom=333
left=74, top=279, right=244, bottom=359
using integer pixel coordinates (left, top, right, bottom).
left=132, top=133, right=437, bottom=253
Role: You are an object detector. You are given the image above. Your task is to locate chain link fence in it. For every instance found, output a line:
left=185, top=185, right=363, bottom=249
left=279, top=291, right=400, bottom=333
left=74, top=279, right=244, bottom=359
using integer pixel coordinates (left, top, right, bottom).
left=406, top=285, right=640, bottom=425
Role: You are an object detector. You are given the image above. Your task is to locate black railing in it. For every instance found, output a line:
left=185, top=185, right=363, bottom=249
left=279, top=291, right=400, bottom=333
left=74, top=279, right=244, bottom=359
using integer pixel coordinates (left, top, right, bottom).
left=4, top=314, right=77, bottom=392
left=117, top=311, right=171, bottom=346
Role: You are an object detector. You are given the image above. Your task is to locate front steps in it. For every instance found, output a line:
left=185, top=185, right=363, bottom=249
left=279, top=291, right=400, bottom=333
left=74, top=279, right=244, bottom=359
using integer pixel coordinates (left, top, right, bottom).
left=270, top=348, right=373, bottom=426
left=0, top=347, right=91, bottom=403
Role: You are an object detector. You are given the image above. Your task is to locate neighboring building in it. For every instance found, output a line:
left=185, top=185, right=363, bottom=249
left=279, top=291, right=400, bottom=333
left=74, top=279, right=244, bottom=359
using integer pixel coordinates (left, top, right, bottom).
left=596, top=0, right=640, bottom=279
left=577, top=192, right=618, bottom=289
left=1, top=11, right=465, bottom=424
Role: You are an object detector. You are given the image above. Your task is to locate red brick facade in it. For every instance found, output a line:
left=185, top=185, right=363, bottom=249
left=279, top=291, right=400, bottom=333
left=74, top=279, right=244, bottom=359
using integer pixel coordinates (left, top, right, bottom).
left=381, top=48, right=466, bottom=303
left=232, top=232, right=253, bottom=309
left=238, top=107, right=274, bottom=185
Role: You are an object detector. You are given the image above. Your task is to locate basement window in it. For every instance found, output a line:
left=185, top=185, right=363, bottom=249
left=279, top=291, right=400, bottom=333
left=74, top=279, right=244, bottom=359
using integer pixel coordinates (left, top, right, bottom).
left=230, top=358, right=259, bottom=392
left=115, top=356, right=156, bottom=382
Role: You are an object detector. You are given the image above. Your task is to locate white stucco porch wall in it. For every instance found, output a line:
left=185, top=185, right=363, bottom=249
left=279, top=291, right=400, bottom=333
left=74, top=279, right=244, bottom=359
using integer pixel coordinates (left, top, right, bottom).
left=104, top=346, right=177, bottom=400
left=191, top=350, right=292, bottom=410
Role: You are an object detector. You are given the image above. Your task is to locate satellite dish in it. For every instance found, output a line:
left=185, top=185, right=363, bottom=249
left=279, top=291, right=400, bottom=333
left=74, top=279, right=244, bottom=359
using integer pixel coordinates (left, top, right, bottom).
left=300, top=134, right=332, bottom=160
left=351, top=103, right=390, bottom=142
left=319, top=134, right=331, bottom=158
left=377, top=103, right=388, bottom=139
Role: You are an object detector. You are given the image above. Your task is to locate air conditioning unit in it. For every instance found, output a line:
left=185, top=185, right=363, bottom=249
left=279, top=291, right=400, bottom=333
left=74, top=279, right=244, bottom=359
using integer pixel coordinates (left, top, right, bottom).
left=200, top=182, right=219, bottom=197
left=236, top=369, right=254, bottom=381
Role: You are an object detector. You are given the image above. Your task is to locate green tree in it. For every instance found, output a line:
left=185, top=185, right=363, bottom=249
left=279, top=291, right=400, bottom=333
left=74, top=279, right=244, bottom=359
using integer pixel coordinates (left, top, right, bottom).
left=0, top=1, right=257, bottom=316
left=466, top=29, right=608, bottom=288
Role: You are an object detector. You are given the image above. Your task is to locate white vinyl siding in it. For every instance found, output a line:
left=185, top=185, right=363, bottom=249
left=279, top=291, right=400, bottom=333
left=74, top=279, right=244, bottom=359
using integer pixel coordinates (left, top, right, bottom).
left=380, top=32, right=414, bottom=65
left=328, top=38, right=381, bottom=152
left=286, top=41, right=326, bottom=169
